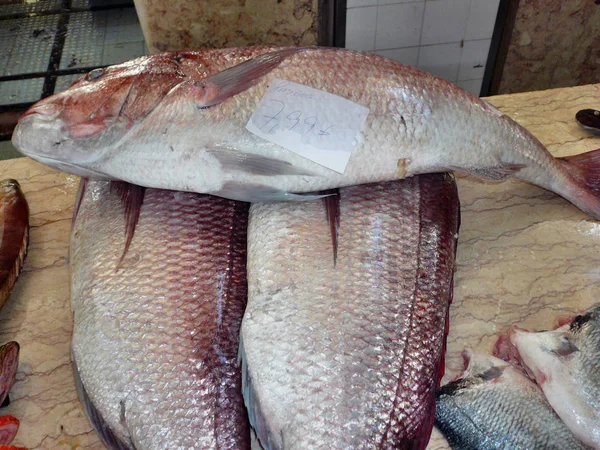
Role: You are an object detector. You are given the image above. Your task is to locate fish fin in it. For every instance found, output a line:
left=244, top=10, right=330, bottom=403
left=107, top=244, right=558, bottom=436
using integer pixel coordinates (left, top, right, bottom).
left=206, top=149, right=318, bottom=176
left=72, top=177, right=89, bottom=231
left=0, top=343, right=19, bottom=409
left=551, top=336, right=579, bottom=356
left=558, top=148, right=600, bottom=194
left=322, top=190, right=340, bottom=266
left=109, top=182, right=145, bottom=267
left=72, top=354, right=136, bottom=450
left=446, top=163, right=526, bottom=181
left=195, top=48, right=305, bottom=108
left=214, top=181, right=331, bottom=203
left=238, top=337, right=277, bottom=450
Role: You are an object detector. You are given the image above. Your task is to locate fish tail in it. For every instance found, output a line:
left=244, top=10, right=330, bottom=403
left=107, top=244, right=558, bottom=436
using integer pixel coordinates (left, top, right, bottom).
left=556, top=148, right=600, bottom=218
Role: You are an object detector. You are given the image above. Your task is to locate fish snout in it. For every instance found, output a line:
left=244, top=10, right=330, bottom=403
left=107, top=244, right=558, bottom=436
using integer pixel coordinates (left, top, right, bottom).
left=19, top=102, right=61, bottom=122
left=0, top=179, right=20, bottom=189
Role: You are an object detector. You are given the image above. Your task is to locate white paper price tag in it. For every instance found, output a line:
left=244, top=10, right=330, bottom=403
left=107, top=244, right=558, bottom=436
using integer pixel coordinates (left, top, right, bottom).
left=246, top=79, right=369, bottom=173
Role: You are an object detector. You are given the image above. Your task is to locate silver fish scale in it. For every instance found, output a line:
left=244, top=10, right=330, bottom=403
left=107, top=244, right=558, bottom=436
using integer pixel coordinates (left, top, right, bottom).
left=241, top=175, right=459, bottom=449
left=435, top=355, right=587, bottom=450
left=575, top=306, right=600, bottom=409
left=71, top=181, right=249, bottom=449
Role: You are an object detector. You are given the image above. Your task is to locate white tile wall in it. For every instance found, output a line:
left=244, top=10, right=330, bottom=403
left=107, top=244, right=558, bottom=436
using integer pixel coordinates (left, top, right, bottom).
left=345, top=0, right=501, bottom=96
left=346, top=6, right=377, bottom=51
left=375, top=3, right=425, bottom=49
left=421, top=0, right=470, bottom=46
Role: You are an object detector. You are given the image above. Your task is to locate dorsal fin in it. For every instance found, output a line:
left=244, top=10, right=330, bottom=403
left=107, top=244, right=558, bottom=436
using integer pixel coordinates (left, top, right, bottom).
left=109, top=181, right=145, bottom=267
left=322, top=190, right=340, bottom=265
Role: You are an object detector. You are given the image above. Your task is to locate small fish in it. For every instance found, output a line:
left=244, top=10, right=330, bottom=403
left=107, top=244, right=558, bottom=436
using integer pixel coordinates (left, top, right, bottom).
left=71, top=180, right=250, bottom=449
left=240, top=174, right=460, bottom=449
left=435, top=351, right=586, bottom=450
left=11, top=47, right=600, bottom=219
left=0, top=180, right=29, bottom=308
left=576, top=109, right=600, bottom=133
left=0, top=415, right=19, bottom=446
left=504, top=305, right=600, bottom=449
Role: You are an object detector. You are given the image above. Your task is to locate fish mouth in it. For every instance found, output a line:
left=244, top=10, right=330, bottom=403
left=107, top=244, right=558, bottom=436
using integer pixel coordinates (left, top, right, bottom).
left=19, top=103, right=61, bottom=123
left=12, top=114, right=115, bottom=168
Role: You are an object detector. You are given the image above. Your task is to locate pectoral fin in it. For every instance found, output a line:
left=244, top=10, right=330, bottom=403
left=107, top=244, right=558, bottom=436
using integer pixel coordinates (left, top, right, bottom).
left=195, top=48, right=306, bottom=108
left=214, top=181, right=330, bottom=203
left=206, top=149, right=318, bottom=177
left=110, top=182, right=145, bottom=267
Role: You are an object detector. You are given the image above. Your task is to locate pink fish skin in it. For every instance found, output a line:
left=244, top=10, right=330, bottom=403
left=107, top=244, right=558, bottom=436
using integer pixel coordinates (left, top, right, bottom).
left=240, top=174, right=460, bottom=449
left=71, top=180, right=250, bottom=449
left=11, top=46, right=600, bottom=217
left=499, top=305, right=600, bottom=449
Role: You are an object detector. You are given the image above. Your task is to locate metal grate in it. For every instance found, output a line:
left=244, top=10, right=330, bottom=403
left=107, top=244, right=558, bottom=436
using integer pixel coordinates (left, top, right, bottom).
left=0, top=0, right=144, bottom=115
left=0, top=78, right=45, bottom=105
left=2, top=14, right=60, bottom=76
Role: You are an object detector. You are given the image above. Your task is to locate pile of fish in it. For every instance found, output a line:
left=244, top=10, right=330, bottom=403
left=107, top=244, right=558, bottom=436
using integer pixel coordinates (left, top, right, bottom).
left=436, top=305, right=600, bottom=449
left=8, top=46, right=600, bottom=448
left=0, top=180, right=28, bottom=448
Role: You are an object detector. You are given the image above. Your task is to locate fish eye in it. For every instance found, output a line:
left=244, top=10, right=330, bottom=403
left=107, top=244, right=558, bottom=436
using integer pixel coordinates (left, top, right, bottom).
left=86, top=68, right=104, bottom=81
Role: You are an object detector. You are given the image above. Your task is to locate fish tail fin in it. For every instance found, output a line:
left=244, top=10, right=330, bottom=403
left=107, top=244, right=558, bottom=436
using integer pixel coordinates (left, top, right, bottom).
left=557, top=148, right=600, bottom=218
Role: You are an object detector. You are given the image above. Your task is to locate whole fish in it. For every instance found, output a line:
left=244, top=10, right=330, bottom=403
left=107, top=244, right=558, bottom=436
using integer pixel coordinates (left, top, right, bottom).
left=435, top=351, right=586, bottom=450
left=240, top=174, right=460, bottom=449
left=0, top=180, right=29, bottom=308
left=71, top=180, right=250, bottom=449
left=11, top=47, right=600, bottom=218
left=504, top=305, right=600, bottom=449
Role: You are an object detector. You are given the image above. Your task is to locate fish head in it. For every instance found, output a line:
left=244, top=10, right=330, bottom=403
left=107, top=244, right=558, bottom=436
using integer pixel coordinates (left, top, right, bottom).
left=12, top=54, right=187, bottom=176
left=0, top=179, right=23, bottom=203
left=508, top=325, right=579, bottom=386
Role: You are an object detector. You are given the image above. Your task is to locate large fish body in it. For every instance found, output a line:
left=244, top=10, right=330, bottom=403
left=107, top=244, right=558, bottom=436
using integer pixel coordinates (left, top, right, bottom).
left=0, top=180, right=28, bottom=308
left=11, top=47, right=600, bottom=217
left=240, top=174, right=460, bottom=449
left=435, top=351, right=586, bottom=450
left=506, top=305, right=600, bottom=449
left=70, top=180, right=250, bottom=449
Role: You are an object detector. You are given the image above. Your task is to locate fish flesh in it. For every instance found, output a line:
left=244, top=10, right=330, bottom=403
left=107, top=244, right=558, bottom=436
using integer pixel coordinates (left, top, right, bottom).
left=70, top=180, right=250, bottom=449
left=502, top=305, right=600, bottom=449
left=240, top=174, right=460, bottom=449
left=435, top=351, right=586, bottom=450
left=0, top=342, right=19, bottom=408
left=11, top=46, right=600, bottom=218
left=0, top=415, right=19, bottom=446
left=0, top=180, right=29, bottom=308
